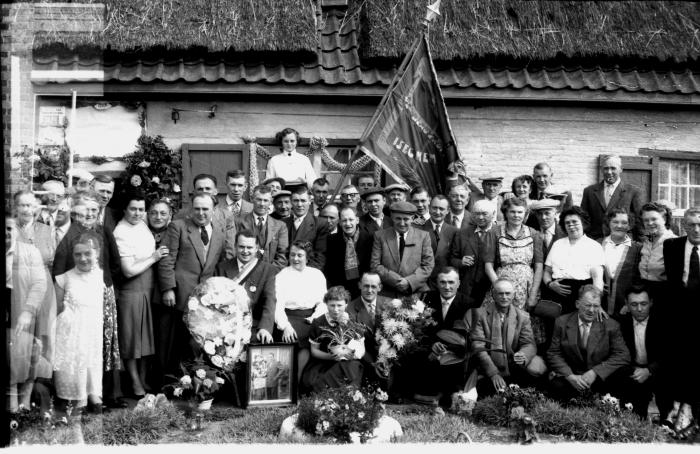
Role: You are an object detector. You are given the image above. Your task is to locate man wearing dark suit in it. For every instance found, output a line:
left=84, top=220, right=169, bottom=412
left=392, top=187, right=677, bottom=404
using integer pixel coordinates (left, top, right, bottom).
left=533, top=162, right=573, bottom=213
left=285, top=186, right=329, bottom=270
left=472, top=279, right=546, bottom=396
left=662, top=207, right=700, bottom=431
left=359, top=187, right=392, bottom=237
left=451, top=198, right=498, bottom=306
left=419, top=195, right=458, bottom=292
left=370, top=201, right=434, bottom=297
left=159, top=194, right=227, bottom=370
left=215, top=230, right=276, bottom=343
left=409, top=267, right=471, bottom=405
left=617, top=285, right=667, bottom=419
left=546, top=285, right=631, bottom=401
left=581, top=155, right=643, bottom=240
left=92, top=175, right=120, bottom=232
left=223, top=169, right=254, bottom=220
left=325, top=206, right=372, bottom=298
left=444, top=185, right=473, bottom=229
left=347, top=272, right=391, bottom=382
left=236, top=185, right=288, bottom=270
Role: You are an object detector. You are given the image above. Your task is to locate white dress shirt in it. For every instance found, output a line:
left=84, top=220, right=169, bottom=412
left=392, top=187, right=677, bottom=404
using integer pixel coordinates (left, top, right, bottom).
left=633, top=318, right=648, bottom=365
left=226, top=195, right=241, bottom=214
left=604, top=178, right=621, bottom=206
left=602, top=235, right=632, bottom=279
left=369, top=213, right=384, bottom=228
left=683, top=238, right=698, bottom=285
left=265, top=151, right=317, bottom=187
left=450, top=211, right=464, bottom=227
left=441, top=295, right=456, bottom=319
left=546, top=235, right=605, bottom=280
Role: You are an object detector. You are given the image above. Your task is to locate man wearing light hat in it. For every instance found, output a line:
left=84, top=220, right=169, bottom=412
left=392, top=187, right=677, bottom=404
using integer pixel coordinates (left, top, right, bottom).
left=385, top=183, right=409, bottom=205
left=531, top=198, right=566, bottom=261
left=370, top=201, right=434, bottom=297
left=467, top=176, right=505, bottom=223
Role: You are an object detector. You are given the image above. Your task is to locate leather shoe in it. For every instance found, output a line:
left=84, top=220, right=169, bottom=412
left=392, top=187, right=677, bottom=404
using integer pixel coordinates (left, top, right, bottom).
left=104, top=398, right=128, bottom=409
left=87, top=401, right=104, bottom=414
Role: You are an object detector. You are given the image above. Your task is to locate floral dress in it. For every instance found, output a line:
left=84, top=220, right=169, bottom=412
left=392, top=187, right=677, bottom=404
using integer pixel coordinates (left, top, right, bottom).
left=53, top=267, right=105, bottom=402
left=483, top=224, right=546, bottom=343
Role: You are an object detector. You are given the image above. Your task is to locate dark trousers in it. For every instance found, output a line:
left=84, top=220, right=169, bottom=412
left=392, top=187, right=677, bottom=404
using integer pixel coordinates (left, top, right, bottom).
left=151, top=305, right=196, bottom=386
left=547, top=366, right=631, bottom=402
left=398, top=351, right=466, bottom=402
left=542, top=278, right=592, bottom=315
left=103, top=369, right=123, bottom=400
left=617, top=370, right=671, bottom=419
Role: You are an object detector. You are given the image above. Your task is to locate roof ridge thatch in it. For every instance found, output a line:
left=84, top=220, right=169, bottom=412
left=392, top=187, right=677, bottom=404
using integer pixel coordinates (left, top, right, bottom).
left=351, top=0, right=700, bottom=63
left=33, top=0, right=318, bottom=53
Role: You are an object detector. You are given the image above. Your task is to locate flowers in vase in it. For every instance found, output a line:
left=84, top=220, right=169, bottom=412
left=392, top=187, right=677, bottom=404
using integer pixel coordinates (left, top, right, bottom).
left=166, top=357, right=225, bottom=404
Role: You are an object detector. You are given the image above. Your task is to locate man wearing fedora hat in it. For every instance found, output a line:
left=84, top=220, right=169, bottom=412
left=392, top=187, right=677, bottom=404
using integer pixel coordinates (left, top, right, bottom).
left=370, top=201, right=434, bottom=297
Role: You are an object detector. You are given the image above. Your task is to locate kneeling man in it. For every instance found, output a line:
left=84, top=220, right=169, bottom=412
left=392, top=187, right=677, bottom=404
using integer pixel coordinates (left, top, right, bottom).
left=546, top=285, right=630, bottom=401
left=472, top=279, right=546, bottom=396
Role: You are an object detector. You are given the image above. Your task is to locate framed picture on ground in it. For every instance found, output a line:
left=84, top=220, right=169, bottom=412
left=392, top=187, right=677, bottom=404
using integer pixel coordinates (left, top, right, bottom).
left=244, top=343, right=297, bottom=408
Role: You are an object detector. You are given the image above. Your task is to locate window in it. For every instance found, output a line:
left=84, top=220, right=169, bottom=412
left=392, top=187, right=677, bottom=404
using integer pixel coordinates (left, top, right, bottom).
left=657, top=160, right=700, bottom=234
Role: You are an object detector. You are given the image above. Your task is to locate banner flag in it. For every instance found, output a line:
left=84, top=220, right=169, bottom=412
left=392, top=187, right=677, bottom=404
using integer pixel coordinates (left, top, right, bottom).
left=357, top=34, right=460, bottom=196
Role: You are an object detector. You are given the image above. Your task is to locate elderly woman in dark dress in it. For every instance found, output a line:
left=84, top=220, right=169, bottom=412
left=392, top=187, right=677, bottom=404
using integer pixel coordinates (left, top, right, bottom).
left=113, top=193, right=169, bottom=397
left=301, top=286, right=366, bottom=393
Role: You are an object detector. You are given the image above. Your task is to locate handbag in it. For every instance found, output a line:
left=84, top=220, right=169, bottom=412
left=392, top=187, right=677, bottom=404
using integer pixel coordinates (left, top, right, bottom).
left=531, top=299, right=562, bottom=319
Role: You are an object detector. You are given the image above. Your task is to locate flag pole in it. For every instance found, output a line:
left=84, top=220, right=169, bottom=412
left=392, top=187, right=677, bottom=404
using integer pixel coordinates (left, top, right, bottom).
left=328, top=34, right=422, bottom=203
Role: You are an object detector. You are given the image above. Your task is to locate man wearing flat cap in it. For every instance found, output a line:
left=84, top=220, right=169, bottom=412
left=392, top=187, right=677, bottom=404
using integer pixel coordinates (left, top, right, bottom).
left=531, top=199, right=566, bottom=261
left=271, top=190, right=293, bottom=221
left=467, top=176, right=505, bottom=223
left=359, top=187, right=393, bottom=237
left=370, top=201, right=434, bottom=297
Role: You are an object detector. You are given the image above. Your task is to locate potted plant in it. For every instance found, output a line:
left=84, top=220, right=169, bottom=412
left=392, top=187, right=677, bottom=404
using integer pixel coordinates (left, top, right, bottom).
left=164, top=356, right=225, bottom=411
left=315, top=312, right=366, bottom=359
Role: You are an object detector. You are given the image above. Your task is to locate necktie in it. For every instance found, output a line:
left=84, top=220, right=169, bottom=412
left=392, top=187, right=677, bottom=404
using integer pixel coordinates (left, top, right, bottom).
left=442, top=300, right=450, bottom=320
left=257, top=216, right=264, bottom=230
left=542, top=230, right=552, bottom=248
left=232, top=201, right=240, bottom=216
left=399, top=233, right=406, bottom=261
left=451, top=215, right=459, bottom=227
left=434, top=225, right=440, bottom=246
left=605, top=185, right=614, bottom=206
left=368, top=301, right=375, bottom=318
left=200, top=226, right=209, bottom=246
left=55, top=228, right=62, bottom=248
left=579, top=323, right=590, bottom=353
left=476, top=229, right=483, bottom=240
left=256, top=216, right=266, bottom=245
left=689, top=246, right=699, bottom=290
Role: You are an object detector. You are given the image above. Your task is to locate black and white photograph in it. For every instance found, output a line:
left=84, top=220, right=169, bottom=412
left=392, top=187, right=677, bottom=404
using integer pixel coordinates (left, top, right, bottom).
left=2, top=0, right=700, bottom=448
left=246, top=344, right=296, bottom=408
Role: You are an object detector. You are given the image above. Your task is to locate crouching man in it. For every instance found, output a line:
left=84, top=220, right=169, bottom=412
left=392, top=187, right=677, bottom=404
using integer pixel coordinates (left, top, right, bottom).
left=471, top=279, right=547, bottom=396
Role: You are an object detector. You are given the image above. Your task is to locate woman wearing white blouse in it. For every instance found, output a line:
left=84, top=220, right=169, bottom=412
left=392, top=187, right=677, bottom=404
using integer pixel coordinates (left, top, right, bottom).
left=265, top=128, right=317, bottom=189
left=274, top=240, right=327, bottom=380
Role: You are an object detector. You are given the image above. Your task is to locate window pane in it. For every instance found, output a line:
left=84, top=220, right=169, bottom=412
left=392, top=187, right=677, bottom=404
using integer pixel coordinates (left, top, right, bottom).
left=691, top=187, right=700, bottom=208
left=671, top=186, right=687, bottom=209
left=659, top=162, right=669, bottom=184
left=690, top=163, right=700, bottom=185
left=671, top=162, right=688, bottom=185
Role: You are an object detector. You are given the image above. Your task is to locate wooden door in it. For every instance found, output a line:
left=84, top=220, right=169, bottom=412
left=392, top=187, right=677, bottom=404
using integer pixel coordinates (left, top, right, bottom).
left=181, top=144, right=248, bottom=208
left=598, top=155, right=658, bottom=204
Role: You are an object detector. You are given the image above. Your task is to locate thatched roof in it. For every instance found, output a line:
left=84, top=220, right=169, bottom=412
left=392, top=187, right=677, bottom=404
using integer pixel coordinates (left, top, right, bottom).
left=353, top=0, right=700, bottom=62
left=32, top=0, right=700, bottom=64
left=33, top=0, right=317, bottom=53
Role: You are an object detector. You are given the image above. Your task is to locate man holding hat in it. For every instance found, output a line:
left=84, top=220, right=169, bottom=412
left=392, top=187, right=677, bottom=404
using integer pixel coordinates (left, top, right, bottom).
left=370, top=201, right=434, bottom=297
left=359, top=187, right=392, bottom=237
left=467, top=176, right=505, bottom=223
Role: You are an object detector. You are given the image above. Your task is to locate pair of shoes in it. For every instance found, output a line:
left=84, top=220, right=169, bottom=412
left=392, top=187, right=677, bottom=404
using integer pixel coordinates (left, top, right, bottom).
left=104, top=398, right=128, bottom=409
left=87, top=401, right=104, bottom=414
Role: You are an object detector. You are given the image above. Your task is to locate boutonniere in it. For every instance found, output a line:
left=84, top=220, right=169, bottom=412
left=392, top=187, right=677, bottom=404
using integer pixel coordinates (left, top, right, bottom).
left=248, top=284, right=257, bottom=293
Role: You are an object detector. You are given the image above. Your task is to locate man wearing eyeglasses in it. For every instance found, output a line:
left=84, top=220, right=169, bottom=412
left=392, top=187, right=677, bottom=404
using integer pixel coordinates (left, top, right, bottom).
left=339, top=184, right=360, bottom=210
left=617, top=284, right=667, bottom=420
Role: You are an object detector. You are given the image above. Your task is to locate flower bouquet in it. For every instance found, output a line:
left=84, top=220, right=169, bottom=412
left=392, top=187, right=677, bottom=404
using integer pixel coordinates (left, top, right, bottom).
left=374, top=295, right=436, bottom=377
left=165, top=356, right=225, bottom=410
left=316, top=313, right=366, bottom=360
left=185, top=277, right=252, bottom=372
left=296, top=385, right=390, bottom=443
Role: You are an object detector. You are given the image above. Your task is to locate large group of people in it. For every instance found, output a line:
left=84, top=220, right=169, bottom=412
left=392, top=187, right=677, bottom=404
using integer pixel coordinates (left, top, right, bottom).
left=6, top=128, right=700, bottom=437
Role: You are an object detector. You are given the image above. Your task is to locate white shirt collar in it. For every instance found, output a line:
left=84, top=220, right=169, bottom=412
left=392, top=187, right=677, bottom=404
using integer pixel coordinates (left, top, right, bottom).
left=441, top=295, right=456, bottom=306
left=603, top=235, right=632, bottom=247
left=606, top=178, right=621, bottom=192
left=633, top=318, right=648, bottom=327
left=226, top=195, right=240, bottom=207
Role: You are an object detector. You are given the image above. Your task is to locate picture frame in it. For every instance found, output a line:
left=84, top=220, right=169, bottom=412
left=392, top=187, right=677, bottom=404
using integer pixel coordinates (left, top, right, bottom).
left=244, top=343, right=297, bottom=408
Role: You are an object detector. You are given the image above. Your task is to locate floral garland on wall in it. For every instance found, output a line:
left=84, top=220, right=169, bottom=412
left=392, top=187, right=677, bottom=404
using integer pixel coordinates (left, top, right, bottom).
left=121, top=134, right=182, bottom=210
left=243, top=135, right=381, bottom=198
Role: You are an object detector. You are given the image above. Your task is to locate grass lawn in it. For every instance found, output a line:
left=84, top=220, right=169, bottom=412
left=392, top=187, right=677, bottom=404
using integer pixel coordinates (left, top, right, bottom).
left=9, top=400, right=570, bottom=445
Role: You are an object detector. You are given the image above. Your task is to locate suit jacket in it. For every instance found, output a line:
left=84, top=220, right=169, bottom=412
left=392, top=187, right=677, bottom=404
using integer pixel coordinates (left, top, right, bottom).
left=547, top=312, right=630, bottom=380
left=347, top=295, right=391, bottom=362
left=215, top=258, right=276, bottom=335
left=663, top=236, right=698, bottom=296
left=236, top=212, right=289, bottom=270
left=370, top=226, right=434, bottom=296
left=285, top=212, right=329, bottom=270
left=175, top=205, right=237, bottom=260
left=450, top=225, right=497, bottom=304
left=471, top=302, right=537, bottom=378
left=581, top=180, right=643, bottom=239
left=324, top=229, right=373, bottom=298
left=158, top=218, right=226, bottom=312
left=53, top=222, right=122, bottom=287
left=597, top=238, right=641, bottom=317
left=618, top=314, right=662, bottom=376
left=538, top=225, right=567, bottom=261
left=101, top=206, right=120, bottom=233
left=359, top=212, right=392, bottom=237
left=444, top=211, right=473, bottom=230
left=220, top=199, right=254, bottom=219
left=419, top=220, right=458, bottom=290
left=424, top=291, right=472, bottom=332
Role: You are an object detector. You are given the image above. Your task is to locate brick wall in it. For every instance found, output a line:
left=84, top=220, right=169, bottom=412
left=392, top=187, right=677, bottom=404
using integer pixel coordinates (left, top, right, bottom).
left=142, top=100, right=700, bottom=204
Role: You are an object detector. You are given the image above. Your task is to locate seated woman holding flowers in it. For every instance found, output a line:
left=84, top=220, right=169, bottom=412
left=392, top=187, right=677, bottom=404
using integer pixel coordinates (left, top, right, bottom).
left=301, top=286, right=367, bottom=394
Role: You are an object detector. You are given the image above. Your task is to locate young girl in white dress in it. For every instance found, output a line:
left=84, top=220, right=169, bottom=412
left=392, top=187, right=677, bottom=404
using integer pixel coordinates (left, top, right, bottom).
left=53, top=230, right=105, bottom=413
